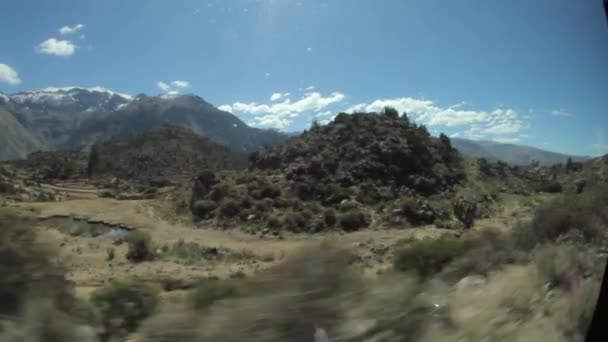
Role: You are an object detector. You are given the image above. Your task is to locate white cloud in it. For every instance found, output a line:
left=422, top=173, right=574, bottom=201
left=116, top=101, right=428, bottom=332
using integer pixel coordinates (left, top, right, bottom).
left=316, top=110, right=332, bottom=117
left=157, top=81, right=170, bottom=92
left=59, top=24, right=85, bottom=35
left=171, top=80, right=190, bottom=89
left=0, top=64, right=21, bottom=85
left=220, top=91, right=345, bottom=130
left=157, top=80, right=190, bottom=94
left=345, top=103, right=366, bottom=113
left=36, top=38, right=76, bottom=56
left=551, top=109, right=572, bottom=117
left=305, top=85, right=315, bottom=91
left=491, top=137, right=521, bottom=144
left=345, top=97, right=526, bottom=141
left=270, top=92, right=290, bottom=101
left=221, top=91, right=529, bottom=139
left=306, top=47, right=312, bottom=52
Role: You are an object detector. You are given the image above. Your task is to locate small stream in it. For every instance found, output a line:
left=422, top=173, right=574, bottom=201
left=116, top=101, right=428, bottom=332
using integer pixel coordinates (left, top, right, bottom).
left=40, top=216, right=133, bottom=241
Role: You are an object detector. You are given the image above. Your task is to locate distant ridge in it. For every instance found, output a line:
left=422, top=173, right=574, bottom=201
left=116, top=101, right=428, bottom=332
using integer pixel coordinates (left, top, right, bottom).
left=451, top=138, right=591, bottom=166
left=0, top=87, right=288, bottom=160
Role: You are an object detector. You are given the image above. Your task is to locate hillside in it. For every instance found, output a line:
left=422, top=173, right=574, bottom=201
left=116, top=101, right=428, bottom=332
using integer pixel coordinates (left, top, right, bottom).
left=452, top=138, right=590, bottom=166
left=88, top=125, right=248, bottom=180
left=0, top=108, right=45, bottom=160
left=0, top=88, right=288, bottom=160
left=67, top=94, right=287, bottom=153
left=189, top=109, right=469, bottom=232
left=249, top=111, right=464, bottom=197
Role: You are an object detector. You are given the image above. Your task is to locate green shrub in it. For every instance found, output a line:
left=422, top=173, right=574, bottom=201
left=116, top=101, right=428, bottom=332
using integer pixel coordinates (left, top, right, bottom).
left=513, top=185, right=608, bottom=250
left=267, top=214, right=282, bottom=229
left=293, top=180, right=317, bottom=201
left=91, top=279, right=159, bottom=338
left=442, top=228, right=522, bottom=280
left=0, top=208, right=71, bottom=316
left=196, top=243, right=359, bottom=341
left=382, top=106, right=400, bottom=119
left=284, top=211, right=309, bottom=232
left=126, top=231, right=154, bottom=262
left=453, top=197, right=477, bottom=229
left=166, top=240, right=205, bottom=264
left=259, top=183, right=281, bottom=199
left=394, top=236, right=466, bottom=278
left=534, top=244, right=598, bottom=290
left=323, top=208, right=337, bottom=227
left=209, top=183, right=230, bottom=202
left=253, top=198, right=273, bottom=213
left=395, top=197, right=436, bottom=225
left=190, top=280, right=241, bottom=311
left=192, top=200, right=217, bottom=219
left=338, top=209, right=368, bottom=231
left=139, top=312, right=200, bottom=342
left=239, top=196, right=253, bottom=209
left=536, top=180, right=563, bottom=193
left=3, top=300, right=89, bottom=342
left=219, top=199, right=240, bottom=218
left=359, top=274, right=429, bottom=340
left=434, top=219, right=463, bottom=230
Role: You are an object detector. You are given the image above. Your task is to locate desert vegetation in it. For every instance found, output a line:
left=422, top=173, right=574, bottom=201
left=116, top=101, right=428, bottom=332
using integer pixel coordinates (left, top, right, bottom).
left=0, top=109, right=606, bottom=341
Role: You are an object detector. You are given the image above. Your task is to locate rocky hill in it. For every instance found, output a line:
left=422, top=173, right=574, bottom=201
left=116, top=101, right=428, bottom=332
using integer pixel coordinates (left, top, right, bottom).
left=88, top=125, right=248, bottom=180
left=0, top=88, right=288, bottom=160
left=249, top=111, right=464, bottom=199
left=189, top=109, right=469, bottom=233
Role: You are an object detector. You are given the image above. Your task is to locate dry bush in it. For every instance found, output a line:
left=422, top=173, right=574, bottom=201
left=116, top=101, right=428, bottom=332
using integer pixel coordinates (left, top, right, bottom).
left=190, top=280, right=242, bottom=311
left=513, top=184, right=608, bottom=250
left=338, top=208, right=369, bottom=231
left=541, top=278, right=601, bottom=341
left=192, top=200, right=216, bottom=219
left=441, top=227, right=524, bottom=281
left=0, top=208, right=73, bottom=317
left=533, top=244, right=599, bottom=290
left=343, top=273, right=431, bottom=341
left=218, top=198, right=240, bottom=218
left=138, top=311, right=200, bottom=342
left=394, top=236, right=466, bottom=278
left=126, top=231, right=155, bottom=262
left=91, top=279, right=159, bottom=339
left=323, top=208, right=337, bottom=227
left=197, top=242, right=360, bottom=342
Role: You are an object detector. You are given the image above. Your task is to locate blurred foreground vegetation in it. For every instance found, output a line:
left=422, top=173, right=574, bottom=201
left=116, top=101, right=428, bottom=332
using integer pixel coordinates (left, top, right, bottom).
left=0, top=183, right=606, bottom=341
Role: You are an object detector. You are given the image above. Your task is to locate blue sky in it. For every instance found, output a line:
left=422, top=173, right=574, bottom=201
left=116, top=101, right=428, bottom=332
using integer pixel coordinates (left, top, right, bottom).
left=0, top=0, right=607, bottom=156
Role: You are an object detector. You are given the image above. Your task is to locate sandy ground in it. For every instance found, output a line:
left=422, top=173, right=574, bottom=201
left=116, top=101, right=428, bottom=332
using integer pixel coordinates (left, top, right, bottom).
left=19, top=197, right=458, bottom=298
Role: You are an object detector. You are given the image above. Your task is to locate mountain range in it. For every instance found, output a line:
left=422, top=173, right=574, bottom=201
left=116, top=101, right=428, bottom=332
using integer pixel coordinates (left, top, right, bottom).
left=450, top=138, right=590, bottom=166
left=0, top=87, right=591, bottom=165
left=0, top=87, right=286, bottom=160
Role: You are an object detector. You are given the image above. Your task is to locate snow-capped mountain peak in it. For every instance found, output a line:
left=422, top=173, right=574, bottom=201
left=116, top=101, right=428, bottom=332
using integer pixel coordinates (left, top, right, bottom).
left=35, top=86, right=133, bottom=101
left=8, top=86, right=132, bottom=112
